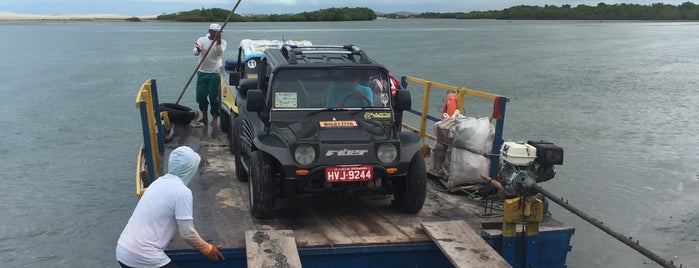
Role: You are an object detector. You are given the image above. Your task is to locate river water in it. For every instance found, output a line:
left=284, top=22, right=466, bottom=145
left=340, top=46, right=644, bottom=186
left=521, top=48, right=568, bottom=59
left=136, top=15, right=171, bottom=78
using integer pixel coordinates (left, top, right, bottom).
left=0, top=19, right=697, bottom=267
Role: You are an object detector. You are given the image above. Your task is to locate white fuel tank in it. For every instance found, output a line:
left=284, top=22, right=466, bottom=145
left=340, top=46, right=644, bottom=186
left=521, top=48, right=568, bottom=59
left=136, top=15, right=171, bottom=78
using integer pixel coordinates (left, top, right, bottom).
left=501, top=142, right=537, bottom=166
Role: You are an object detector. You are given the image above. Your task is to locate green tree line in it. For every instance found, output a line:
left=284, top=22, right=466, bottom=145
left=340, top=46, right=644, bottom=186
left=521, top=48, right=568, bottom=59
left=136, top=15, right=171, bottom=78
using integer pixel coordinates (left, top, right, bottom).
left=155, top=3, right=698, bottom=22
left=156, top=7, right=375, bottom=22
left=416, top=2, right=699, bottom=20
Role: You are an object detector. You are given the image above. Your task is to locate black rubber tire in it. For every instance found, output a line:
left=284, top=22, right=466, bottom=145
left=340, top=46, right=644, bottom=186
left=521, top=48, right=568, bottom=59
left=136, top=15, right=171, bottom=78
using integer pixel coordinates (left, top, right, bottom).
left=249, top=151, right=275, bottom=219
left=159, top=103, right=196, bottom=125
left=232, top=118, right=248, bottom=182
left=219, top=108, right=230, bottom=134
left=228, top=114, right=237, bottom=155
left=392, top=153, right=427, bottom=214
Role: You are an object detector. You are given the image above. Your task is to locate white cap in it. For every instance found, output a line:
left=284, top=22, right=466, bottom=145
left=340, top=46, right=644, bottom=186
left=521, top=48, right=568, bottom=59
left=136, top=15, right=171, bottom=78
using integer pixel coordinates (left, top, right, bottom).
left=209, top=23, right=221, bottom=31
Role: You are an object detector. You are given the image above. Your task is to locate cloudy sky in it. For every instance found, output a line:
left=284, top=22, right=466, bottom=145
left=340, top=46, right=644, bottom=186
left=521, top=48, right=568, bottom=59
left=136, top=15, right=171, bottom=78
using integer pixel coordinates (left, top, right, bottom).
left=0, top=0, right=691, bottom=16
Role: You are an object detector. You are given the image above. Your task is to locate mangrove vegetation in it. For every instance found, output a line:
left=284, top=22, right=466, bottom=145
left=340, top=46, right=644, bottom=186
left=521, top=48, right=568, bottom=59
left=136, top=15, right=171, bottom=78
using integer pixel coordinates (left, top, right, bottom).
left=156, top=7, right=375, bottom=22
left=155, top=2, right=699, bottom=22
left=420, top=2, right=699, bottom=20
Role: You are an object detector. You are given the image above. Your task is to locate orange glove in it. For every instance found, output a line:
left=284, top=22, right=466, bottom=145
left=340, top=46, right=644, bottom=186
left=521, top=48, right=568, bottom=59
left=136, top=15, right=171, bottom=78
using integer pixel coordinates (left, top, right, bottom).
left=201, top=243, right=224, bottom=262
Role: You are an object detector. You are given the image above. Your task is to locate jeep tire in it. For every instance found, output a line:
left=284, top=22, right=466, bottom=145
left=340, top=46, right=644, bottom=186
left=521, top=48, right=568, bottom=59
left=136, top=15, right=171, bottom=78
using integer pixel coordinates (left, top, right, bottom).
left=232, top=117, right=248, bottom=181
left=219, top=108, right=230, bottom=134
left=159, top=103, right=196, bottom=125
left=228, top=113, right=236, bottom=155
left=249, top=151, right=275, bottom=219
left=392, top=153, right=427, bottom=214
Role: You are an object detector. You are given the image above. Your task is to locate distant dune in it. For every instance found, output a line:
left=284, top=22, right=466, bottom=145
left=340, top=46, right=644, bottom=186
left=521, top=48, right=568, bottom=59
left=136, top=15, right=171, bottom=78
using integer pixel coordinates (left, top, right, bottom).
left=0, top=11, right=157, bottom=20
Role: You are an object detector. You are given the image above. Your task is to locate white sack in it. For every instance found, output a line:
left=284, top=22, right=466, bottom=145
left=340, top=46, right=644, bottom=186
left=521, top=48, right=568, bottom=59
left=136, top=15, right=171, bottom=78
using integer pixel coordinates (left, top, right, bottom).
left=452, top=117, right=495, bottom=155
left=442, top=147, right=490, bottom=188
left=430, top=140, right=448, bottom=173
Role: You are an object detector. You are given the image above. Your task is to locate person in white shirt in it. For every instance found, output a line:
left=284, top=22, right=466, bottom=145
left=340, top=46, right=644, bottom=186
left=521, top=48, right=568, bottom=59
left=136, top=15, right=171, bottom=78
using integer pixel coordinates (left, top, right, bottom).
left=116, top=146, right=223, bottom=267
left=193, top=23, right=227, bottom=127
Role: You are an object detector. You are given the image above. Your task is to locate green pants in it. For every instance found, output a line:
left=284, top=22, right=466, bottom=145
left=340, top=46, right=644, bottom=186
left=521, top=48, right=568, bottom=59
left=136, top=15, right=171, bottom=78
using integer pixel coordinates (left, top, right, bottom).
left=196, top=71, right=221, bottom=116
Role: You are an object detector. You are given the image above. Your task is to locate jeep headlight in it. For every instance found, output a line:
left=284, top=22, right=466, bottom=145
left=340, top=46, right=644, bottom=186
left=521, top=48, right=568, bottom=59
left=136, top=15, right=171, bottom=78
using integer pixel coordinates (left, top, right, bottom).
left=377, top=143, right=398, bottom=164
left=294, top=144, right=315, bottom=165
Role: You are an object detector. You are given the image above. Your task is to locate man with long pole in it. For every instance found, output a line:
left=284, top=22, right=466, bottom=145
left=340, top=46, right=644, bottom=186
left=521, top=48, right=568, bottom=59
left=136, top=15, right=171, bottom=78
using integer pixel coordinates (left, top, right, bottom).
left=193, top=23, right=227, bottom=127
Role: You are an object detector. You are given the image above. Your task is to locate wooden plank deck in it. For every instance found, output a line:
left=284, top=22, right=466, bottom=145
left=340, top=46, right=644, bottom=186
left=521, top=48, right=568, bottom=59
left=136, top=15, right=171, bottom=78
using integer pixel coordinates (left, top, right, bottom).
left=245, top=230, right=302, bottom=268
left=164, top=125, right=571, bottom=253
left=423, top=220, right=511, bottom=268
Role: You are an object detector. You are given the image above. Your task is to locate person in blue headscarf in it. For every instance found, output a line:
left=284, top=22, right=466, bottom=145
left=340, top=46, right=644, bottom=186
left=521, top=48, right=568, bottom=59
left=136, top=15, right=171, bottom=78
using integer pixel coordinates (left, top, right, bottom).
left=116, top=146, right=223, bottom=268
left=325, top=72, right=374, bottom=108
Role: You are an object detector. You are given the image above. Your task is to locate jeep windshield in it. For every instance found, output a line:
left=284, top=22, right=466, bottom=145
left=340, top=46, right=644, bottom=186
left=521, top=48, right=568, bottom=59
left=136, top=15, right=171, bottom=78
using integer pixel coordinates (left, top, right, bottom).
left=270, top=68, right=393, bottom=110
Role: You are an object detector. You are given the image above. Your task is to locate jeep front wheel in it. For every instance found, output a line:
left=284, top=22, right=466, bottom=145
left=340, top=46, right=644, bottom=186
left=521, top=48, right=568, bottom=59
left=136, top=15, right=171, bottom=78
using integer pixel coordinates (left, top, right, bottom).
left=392, top=153, right=427, bottom=214
left=249, top=151, right=275, bottom=219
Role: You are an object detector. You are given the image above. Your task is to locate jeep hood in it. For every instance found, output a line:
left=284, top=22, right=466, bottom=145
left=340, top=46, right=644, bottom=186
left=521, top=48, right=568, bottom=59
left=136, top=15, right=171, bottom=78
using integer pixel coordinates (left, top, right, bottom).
left=271, top=119, right=394, bottom=143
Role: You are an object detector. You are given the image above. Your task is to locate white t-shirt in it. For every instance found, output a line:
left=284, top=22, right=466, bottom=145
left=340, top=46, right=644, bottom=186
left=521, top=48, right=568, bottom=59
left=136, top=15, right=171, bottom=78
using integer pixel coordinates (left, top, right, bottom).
left=194, top=35, right=227, bottom=73
left=116, top=174, right=194, bottom=267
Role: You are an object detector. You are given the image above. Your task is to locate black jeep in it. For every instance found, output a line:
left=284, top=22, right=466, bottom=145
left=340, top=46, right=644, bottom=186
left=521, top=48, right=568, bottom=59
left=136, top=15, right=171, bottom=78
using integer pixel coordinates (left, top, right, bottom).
left=231, top=44, right=426, bottom=219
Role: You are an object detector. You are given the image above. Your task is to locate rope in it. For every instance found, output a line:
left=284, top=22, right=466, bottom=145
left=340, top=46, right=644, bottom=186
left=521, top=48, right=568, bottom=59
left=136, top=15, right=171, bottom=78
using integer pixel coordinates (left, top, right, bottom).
left=175, top=0, right=244, bottom=104
left=427, top=177, right=503, bottom=218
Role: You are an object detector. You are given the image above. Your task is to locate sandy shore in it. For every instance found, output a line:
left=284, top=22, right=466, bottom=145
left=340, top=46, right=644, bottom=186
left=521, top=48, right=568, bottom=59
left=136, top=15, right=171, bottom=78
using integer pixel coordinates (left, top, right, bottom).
left=0, top=11, right=157, bottom=21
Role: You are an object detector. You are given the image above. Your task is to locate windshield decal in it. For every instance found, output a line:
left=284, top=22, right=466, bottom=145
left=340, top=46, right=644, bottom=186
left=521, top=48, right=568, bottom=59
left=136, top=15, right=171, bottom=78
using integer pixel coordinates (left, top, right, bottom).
left=275, top=92, right=298, bottom=108
left=380, top=93, right=389, bottom=106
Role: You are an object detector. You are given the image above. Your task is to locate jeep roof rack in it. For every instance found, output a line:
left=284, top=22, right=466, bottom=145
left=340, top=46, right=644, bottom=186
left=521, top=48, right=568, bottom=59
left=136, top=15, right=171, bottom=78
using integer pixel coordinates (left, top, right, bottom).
left=281, top=44, right=372, bottom=64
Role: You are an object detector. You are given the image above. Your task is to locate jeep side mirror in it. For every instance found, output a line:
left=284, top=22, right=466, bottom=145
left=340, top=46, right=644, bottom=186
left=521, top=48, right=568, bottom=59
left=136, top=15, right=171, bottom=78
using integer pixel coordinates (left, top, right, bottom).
left=228, top=72, right=241, bottom=86
left=247, top=89, right=264, bottom=112
left=237, top=78, right=257, bottom=96
left=395, top=90, right=411, bottom=111
left=224, top=59, right=238, bottom=71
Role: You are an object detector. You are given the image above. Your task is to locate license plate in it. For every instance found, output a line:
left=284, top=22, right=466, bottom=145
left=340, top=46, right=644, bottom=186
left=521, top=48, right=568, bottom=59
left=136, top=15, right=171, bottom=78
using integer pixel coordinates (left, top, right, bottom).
left=325, top=165, right=373, bottom=182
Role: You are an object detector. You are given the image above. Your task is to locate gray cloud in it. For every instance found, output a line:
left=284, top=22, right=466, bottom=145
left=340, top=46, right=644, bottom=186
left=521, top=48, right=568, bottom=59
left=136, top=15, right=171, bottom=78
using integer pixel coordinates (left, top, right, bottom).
left=0, top=0, right=690, bottom=16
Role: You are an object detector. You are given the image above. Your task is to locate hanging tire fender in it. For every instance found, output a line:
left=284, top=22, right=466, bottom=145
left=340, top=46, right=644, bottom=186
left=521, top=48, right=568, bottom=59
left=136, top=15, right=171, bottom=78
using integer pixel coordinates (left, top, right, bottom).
left=159, top=103, right=196, bottom=125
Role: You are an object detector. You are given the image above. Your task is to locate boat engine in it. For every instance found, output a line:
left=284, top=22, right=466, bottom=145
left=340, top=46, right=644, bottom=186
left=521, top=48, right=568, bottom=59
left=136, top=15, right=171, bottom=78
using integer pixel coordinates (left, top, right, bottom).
left=499, top=140, right=563, bottom=197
